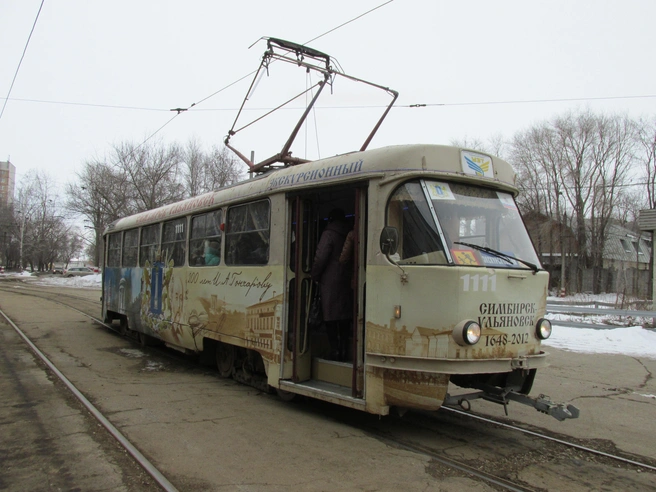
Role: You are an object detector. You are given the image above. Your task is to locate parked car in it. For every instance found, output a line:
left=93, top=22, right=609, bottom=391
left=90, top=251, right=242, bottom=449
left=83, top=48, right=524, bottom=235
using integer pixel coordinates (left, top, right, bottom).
left=64, top=267, right=95, bottom=278
left=51, top=267, right=63, bottom=274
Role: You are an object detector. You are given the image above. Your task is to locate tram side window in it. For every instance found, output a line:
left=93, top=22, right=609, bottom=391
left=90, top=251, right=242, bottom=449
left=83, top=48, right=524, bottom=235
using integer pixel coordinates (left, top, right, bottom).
left=107, top=233, right=122, bottom=267
left=225, top=200, right=270, bottom=265
left=139, top=224, right=160, bottom=267
left=122, top=229, right=138, bottom=267
left=190, top=210, right=222, bottom=266
left=162, top=218, right=187, bottom=267
left=387, top=181, right=446, bottom=264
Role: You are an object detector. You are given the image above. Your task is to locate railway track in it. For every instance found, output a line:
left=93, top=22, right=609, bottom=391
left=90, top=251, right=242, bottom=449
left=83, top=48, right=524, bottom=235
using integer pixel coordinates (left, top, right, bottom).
left=329, top=405, right=656, bottom=492
left=2, top=281, right=655, bottom=491
left=440, top=406, right=656, bottom=472
left=0, top=298, right=179, bottom=492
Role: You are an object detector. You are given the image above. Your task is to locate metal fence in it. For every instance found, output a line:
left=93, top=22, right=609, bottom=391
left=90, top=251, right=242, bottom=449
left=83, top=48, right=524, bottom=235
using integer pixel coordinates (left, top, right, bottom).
left=546, top=302, right=656, bottom=329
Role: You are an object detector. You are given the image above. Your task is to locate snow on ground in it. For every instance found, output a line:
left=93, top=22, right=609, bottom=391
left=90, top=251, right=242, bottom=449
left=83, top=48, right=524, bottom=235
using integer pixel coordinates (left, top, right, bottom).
left=3, top=271, right=103, bottom=289
left=543, top=325, right=656, bottom=359
left=545, top=293, right=656, bottom=360
left=4, top=271, right=655, bottom=360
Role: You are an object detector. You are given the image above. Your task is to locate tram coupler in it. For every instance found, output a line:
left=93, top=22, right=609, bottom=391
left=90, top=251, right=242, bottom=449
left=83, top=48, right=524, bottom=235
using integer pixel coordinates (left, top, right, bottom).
left=443, top=391, right=580, bottom=421
left=505, top=392, right=580, bottom=421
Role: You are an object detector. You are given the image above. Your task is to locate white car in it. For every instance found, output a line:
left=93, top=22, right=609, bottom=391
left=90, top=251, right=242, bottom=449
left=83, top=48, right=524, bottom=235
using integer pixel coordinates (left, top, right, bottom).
left=64, top=267, right=95, bottom=278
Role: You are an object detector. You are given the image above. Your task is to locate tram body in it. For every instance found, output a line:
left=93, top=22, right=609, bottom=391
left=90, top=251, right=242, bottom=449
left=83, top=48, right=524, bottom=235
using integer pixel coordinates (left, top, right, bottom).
left=102, top=144, right=564, bottom=417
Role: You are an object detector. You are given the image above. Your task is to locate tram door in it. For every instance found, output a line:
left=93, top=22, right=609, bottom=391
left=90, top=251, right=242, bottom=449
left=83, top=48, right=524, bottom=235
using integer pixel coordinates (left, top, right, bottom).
left=287, top=196, right=314, bottom=382
left=286, top=187, right=366, bottom=394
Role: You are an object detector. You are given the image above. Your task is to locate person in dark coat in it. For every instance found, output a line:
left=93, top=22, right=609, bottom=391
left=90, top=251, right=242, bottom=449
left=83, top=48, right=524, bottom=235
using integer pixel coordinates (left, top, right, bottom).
left=311, top=208, right=353, bottom=360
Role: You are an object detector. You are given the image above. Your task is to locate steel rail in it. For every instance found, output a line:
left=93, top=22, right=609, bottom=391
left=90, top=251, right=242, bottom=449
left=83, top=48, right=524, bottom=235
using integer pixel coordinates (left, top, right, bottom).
left=0, top=307, right=179, bottom=492
left=441, top=406, right=656, bottom=472
left=361, top=427, right=535, bottom=492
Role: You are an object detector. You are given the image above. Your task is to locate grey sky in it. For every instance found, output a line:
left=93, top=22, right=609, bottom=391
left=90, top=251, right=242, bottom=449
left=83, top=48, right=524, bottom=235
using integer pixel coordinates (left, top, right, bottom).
left=1, top=0, right=655, bottom=188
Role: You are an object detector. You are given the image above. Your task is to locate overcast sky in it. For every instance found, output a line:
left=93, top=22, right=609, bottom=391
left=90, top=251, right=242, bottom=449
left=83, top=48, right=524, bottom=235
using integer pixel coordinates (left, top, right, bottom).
left=2, top=0, right=655, bottom=190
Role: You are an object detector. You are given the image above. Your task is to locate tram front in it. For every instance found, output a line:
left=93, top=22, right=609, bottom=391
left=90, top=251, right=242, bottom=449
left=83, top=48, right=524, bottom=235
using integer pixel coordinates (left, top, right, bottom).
left=365, top=168, right=578, bottom=421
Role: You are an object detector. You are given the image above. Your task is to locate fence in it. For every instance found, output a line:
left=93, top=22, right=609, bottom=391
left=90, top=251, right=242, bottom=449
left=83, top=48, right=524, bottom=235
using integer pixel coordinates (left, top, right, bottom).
left=546, top=301, right=656, bottom=329
left=546, top=265, right=651, bottom=297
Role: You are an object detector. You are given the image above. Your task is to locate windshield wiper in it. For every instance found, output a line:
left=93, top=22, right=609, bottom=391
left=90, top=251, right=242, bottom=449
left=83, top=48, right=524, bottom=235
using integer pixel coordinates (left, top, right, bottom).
left=454, top=241, right=540, bottom=273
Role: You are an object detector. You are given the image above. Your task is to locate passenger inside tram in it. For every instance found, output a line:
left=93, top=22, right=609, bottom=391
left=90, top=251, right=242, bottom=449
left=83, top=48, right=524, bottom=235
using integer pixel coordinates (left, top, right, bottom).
left=311, top=208, right=353, bottom=361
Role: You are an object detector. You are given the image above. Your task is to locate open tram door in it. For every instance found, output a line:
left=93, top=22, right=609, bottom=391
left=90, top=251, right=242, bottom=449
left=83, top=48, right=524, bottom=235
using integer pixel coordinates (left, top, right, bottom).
left=281, top=186, right=366, bottom=405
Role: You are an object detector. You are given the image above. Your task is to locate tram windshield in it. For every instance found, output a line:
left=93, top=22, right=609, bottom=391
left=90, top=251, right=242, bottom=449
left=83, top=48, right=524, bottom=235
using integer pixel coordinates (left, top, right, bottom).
left=387, top=180, right=541, bottom=270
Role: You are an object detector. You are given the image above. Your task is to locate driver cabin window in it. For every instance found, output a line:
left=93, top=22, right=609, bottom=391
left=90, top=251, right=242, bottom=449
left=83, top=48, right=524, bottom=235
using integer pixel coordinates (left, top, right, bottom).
left=387, top=181, right=447, bottom=265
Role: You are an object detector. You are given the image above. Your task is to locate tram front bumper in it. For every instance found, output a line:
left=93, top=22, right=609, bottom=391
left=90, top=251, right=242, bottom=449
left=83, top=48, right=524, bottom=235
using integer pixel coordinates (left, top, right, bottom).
left=365, top=351, right=549, bottom=375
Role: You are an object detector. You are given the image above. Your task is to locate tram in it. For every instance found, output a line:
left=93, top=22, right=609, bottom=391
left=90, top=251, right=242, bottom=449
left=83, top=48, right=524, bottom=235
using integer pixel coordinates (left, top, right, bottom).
left=102, top=143, right=578, bottom=420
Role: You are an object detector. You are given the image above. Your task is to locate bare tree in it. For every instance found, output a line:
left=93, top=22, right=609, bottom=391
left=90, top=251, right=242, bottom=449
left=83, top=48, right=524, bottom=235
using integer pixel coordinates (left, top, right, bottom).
left=114, top=140, right=186, bottom=211
left=510, top=123, right=569, bottom=291
left=636, top=117, right=656, bottom=209
left=0, top=201, right=19, bottom=267
left=66, top=160, right=134, bottom=266
left=67, top=140, right=194, bottom=265
left=586, top=114, right=637, bottom=291
left=14, top=171, right=76, bottom=271
left=510, top=110, right=637, bottom=293
left=182, top=140, right=243, bottom=197
left=204, top=145, right=242, bottom=190
left=182, top=138, right=206, bottom=197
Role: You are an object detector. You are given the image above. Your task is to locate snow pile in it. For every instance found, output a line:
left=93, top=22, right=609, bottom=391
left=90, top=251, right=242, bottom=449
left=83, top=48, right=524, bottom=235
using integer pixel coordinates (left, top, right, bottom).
left=543, top=325, right=656, bottom=359
left=25, top=273, right=102, bottom=289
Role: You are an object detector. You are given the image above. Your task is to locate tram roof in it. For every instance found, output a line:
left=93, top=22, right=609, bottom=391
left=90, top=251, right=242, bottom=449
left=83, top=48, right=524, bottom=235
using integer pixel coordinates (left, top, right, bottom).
left=107, top=144, right=517, bottom=232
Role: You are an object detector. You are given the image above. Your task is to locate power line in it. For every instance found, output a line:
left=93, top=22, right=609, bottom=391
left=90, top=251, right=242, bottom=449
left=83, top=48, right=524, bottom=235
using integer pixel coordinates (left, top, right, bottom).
left=405, top=94, right=656, bottom=108
left=107, top=0, right=398, bottom=151
left=303, top=0, right=395, bottom=45
left=517, top=181, right=654, bottom=192
left=0, top=0, right=46, bottom=121
left=183, top=0, right=396, bottom=113
left=3, top=97, right=168, bottom=112
left=5, top=93, right=656, bottom=114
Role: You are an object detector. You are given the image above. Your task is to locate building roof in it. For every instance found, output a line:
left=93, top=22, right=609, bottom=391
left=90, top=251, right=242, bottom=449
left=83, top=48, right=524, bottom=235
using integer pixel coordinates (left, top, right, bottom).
left=603, top=223, right=651, bottom=264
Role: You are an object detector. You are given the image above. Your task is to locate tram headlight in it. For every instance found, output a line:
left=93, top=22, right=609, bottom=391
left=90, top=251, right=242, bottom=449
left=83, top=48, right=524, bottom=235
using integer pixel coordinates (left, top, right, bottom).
left=536, top=318, right=552, bottom=340
left=452, top=320, right=481, bottom=346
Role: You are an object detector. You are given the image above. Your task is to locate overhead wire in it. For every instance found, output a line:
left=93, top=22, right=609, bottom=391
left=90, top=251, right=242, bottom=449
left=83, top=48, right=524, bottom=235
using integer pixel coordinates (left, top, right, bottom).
left=303, top=0, right=395, bottom=45
left=126, top=0, right=397, bottom=152
left=11, top=0, right=394, bottom=165
left=6, top=0, right=654, bottom=163
left=3, top=97, right=168, bottom=112
left=403, top=94, right=656, bottom=108
left=0, top=0, right=46, bottom=121
left=4, top=93, right=656, bottom=113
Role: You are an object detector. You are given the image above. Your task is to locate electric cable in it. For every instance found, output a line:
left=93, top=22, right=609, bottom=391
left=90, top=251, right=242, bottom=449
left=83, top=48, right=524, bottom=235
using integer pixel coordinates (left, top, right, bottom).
left=0, top=0, right=46, bottom=121
left=303, top=0, right=395, bottom=45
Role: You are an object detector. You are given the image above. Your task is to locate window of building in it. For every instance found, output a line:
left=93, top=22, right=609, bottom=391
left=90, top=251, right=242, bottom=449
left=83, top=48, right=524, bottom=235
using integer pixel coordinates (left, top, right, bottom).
left=107, top=233, right=122, bottom=267
left=140, top=224, right=160, bottom=267
left=122, top=229, right=139, bottom=267
left=620, top=238, right=632, bottom=253
left=162, top=218, right=187, bottom=267
left=225, top=200, right=270, bottom=265
left=190, top=210, right=223, bottom=266
left=632, top=241, right=644, bottom=255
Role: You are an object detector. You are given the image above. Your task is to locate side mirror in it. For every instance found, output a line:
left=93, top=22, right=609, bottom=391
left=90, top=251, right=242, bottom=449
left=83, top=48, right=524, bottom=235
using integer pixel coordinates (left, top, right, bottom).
left=380, top=226, right=399, bottom=256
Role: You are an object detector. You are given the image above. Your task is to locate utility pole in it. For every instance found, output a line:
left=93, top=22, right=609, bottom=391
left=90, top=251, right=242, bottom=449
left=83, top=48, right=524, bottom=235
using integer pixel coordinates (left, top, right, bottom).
left=560, top=211, right=567, bottom=297
left=17, top=210, right=26, bottom=271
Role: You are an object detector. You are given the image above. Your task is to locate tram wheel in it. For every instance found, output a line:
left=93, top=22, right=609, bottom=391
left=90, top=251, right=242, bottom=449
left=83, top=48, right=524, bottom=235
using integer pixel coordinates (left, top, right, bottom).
left=119, top=316, right=128, bottom=337
left=138, top=332, right=149, bottom=347
left=276, top=388, right=297, bottom=402
left=215, top=342, right=234, bottom=378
